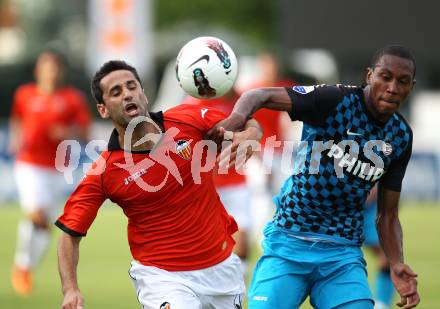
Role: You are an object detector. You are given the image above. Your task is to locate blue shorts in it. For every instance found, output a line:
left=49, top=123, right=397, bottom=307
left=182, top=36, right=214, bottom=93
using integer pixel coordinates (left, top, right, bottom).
left=363, top=202, right=379, bottom=246
left=248, top=224, right=373, bottom=309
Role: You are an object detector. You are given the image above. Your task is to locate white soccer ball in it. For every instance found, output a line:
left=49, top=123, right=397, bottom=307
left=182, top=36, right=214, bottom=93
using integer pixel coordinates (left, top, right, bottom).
left=175, top=36, right=238, bottom=99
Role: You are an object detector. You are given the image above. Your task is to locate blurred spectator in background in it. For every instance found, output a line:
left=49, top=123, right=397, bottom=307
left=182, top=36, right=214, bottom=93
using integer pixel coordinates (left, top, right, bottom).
left=183, top=89, right=253, bottom=274
left=9, top=49, right=91, bottom=295
left=363, top=185, right=396, bottom=309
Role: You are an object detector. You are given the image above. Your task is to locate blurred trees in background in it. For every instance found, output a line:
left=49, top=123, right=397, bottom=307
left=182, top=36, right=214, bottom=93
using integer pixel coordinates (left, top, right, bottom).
left=156, top=0, right=277, bottom=47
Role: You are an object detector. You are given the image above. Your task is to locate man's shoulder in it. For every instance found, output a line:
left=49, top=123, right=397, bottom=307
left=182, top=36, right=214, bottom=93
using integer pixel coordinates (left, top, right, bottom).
left=333, top=83, right=362, bottom=90
left=93, top=150, right=113, bottom=164
left=291, top=84, right=362, bottom=104
left=382, top=113, right=413, bottom=160
left=15, top=83, right=37, bottom=95
left=59, top=86, right=86, bottom=101
left=164, top=104, right=226, bottom=128
left=164, top=103, right=194, bottom=115
left=390, top=112, right=413, bottom=137
left=331, top=84, right=363, bottom=98
left=164, top=103, right=217, bottom=116
left=163, top=104, right=196, bottom=126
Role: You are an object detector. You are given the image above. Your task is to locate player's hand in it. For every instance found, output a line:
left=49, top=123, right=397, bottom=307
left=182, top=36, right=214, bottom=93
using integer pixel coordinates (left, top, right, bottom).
left=62, top=289, right=84, bottom=309
left=205, top=126, right=228, bottom=152
left=205, top=113, right=248, bottom=145
left=391, top=262, right=420, bottom=308
left=218, top=129, right=258, bottom=170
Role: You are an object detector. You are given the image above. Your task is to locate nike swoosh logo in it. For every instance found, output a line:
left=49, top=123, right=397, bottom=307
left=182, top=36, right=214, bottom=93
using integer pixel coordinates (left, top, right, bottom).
left=201, top=108, right=208, bottom=119
left=346, top=129, right=363, bottom=136
left=187, top=55, right=210, bottom=68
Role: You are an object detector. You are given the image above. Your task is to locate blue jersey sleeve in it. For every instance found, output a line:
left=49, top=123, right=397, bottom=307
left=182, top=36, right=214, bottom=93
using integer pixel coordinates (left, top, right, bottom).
left=379, top=130, right=413, bottom=192
left=285, top=85, right=342, bottom=126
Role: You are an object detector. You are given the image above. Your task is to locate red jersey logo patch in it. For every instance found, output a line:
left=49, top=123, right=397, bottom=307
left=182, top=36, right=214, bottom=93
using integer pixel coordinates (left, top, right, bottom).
left=176, top=140, right=192, bottom=160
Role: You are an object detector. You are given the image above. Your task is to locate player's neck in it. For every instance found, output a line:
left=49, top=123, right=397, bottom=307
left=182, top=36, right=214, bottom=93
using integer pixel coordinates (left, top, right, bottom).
left=37, top=81, right=58, bottom=94
left=117, top=121, right=162, bottom=152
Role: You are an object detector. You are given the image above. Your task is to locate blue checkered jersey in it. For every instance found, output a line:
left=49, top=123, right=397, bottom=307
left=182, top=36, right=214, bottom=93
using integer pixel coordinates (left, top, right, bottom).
left=273, top=84, right=412, bottom=245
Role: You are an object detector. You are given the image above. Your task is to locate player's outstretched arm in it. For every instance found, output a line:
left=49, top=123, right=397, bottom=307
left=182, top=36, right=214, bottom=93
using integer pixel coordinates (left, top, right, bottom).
left=58, top=233, right=84, bottom=309
left=377, top=185, right=420, bottom=309
left=208, top=87, right=292, bottom=134
left=233, top=87, right=293, bottom=116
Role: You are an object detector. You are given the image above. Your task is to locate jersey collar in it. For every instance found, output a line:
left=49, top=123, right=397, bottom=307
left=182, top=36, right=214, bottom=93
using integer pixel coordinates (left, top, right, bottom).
left=107, top=111, right=164, bottom=153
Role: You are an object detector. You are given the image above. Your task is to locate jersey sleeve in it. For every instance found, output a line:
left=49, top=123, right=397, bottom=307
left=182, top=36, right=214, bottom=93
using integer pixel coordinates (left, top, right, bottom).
left=55, top=156, right=108, bottom=236
left=197, top=106, right=227, bottom=131
left=285, top=85, right=342, bottom=126
left=379, top=132, right=413, bottom=192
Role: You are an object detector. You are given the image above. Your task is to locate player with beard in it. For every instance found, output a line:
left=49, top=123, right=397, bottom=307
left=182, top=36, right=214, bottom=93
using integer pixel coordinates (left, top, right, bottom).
left=56, top=60, right=262, bottom=309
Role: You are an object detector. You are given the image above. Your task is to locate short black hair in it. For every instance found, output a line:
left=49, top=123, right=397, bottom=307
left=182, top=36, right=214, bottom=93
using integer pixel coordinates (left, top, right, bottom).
left=91, top=60, right=143, bottom=104
left=371, top=45, right=416, bottom=77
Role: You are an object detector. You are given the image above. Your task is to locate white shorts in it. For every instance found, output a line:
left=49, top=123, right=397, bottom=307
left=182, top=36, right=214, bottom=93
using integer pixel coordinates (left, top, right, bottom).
left=216, top=184, right=252, bottom=231
left=128, top=253, right=246, bottom=309
left=14, top=162, right=65, bottom=217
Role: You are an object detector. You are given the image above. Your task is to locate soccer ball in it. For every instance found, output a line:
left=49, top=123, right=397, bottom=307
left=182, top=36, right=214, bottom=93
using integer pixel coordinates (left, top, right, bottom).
left=175, top=36, right=238, bottom=99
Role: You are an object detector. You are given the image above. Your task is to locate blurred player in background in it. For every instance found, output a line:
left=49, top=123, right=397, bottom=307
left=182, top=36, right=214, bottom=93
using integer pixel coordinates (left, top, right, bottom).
left=245, top=52, right=297, bottom=194
left=9, top=49, right=91, bottom=295
left=56, top=60, right=262, bottom=309
left=209, top=45, right=420, bottom=309
left=364, top=185, right=396, bottom=309
left=183, top=89, right=253, bottom=274
left=242, top=53, right=299, bottom=250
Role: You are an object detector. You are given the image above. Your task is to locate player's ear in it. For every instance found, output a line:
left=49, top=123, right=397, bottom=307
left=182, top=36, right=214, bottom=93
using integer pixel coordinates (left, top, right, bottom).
left=365, top=67, right=373, bottom=85
left=97, top=103, right=110, bottom=119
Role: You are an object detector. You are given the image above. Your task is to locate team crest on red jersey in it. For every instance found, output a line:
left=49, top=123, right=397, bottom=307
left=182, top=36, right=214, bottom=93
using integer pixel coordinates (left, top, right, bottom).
left=175, top=140, right=192, bottom=160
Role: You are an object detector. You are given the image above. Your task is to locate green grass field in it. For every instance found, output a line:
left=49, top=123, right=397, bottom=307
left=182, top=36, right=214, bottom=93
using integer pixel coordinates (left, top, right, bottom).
left=0, top=202, right=439, bottom=309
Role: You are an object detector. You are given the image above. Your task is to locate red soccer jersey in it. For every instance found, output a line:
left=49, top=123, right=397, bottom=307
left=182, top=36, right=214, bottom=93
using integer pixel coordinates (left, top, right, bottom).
left=183, top=95, right=246, bottom=188
left=56, top=105, right=238, bottom=271
left=11, top=83, right=91, bottom=168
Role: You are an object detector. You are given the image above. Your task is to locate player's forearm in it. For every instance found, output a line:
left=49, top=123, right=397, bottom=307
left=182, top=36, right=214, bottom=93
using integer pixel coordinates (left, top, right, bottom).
left=377, top=186, right=405, bottom=266
left=231, top=89, right=271, bottom=121
left=231, top=87, right=292, bottom=122
left=377, top=206, right=404, bottom=266
left=58, top=233, right=82, bottom=294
